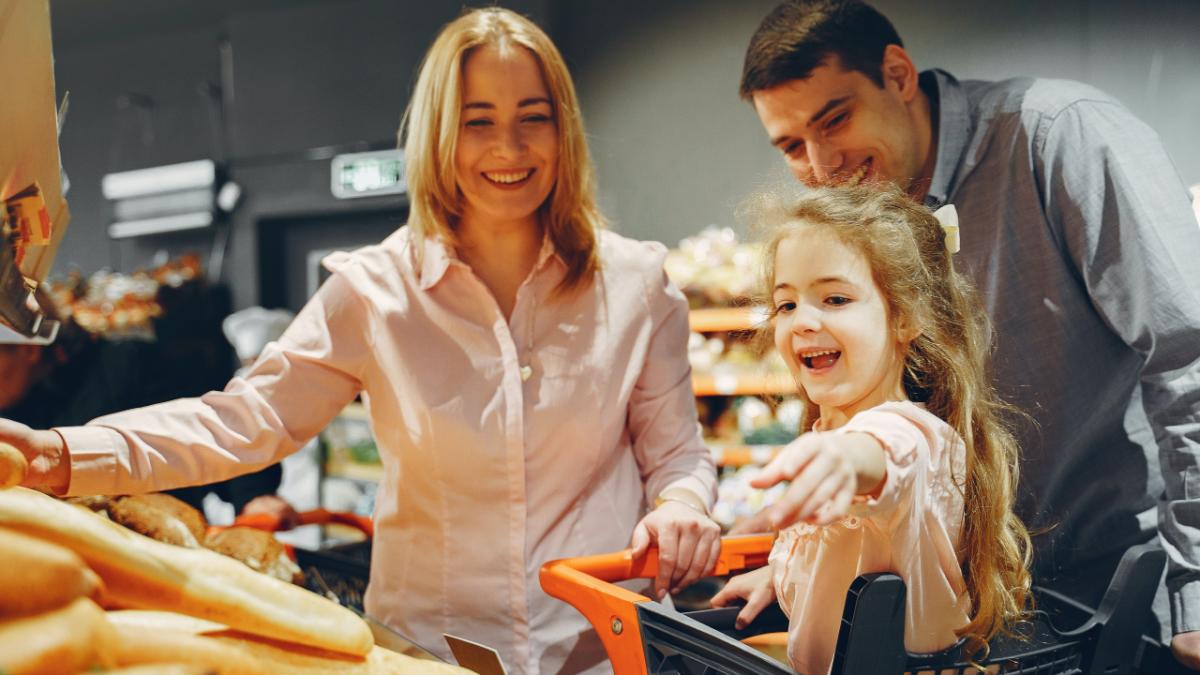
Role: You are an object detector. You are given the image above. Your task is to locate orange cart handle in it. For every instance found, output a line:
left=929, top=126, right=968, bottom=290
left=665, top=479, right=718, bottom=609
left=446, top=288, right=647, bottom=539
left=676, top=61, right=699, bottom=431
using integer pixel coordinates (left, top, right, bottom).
left=228, top=508, right=375, bottom=538
left=539, top=534, right=775, bottom=675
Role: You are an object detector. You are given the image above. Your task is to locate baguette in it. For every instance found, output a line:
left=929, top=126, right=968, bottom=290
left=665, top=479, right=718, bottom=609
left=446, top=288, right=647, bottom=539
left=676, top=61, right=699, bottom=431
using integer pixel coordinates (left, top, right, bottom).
left=0, top=597, right=117, bottom=675
left=110, top=625, right=270, bottom=675
left=0, top=442, right=26, bottom=488
left=0, top=527, right=104, bottom=618
left=0, top=487, right=373, bottom=656
left=107, top=610, right=472, bottom=674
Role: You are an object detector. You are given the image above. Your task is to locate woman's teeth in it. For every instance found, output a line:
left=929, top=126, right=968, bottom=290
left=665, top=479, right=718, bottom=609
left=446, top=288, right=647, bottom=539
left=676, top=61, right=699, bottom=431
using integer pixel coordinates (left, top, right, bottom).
left=800, top=350, right=841, bottom=369
left=485, top=169, right=533, bottom=184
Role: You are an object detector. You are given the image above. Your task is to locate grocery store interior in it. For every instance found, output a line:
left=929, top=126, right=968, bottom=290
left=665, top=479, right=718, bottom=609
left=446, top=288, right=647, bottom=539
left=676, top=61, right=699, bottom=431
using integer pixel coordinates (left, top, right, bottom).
left=3, top=0, right=1199, bottom=673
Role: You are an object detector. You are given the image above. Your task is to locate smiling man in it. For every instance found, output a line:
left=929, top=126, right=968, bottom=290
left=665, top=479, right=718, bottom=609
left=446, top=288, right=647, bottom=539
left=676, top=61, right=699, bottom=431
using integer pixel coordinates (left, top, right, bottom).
left=740, top=1, right=1200, bottom=672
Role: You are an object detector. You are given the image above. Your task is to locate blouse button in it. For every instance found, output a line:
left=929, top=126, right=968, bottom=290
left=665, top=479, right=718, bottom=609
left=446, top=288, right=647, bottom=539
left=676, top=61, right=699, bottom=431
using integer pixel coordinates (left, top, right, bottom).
left=519, top=365, right=533, bottom=381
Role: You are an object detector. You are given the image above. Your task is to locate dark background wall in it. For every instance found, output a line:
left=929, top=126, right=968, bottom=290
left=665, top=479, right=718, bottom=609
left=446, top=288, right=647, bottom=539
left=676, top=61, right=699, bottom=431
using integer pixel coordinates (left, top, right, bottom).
left=47, top=0, right=1200, bottom=312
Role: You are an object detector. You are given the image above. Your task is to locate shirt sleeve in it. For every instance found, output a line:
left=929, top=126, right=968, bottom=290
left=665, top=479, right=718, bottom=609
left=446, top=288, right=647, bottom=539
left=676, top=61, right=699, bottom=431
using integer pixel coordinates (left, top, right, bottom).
left=1037, top=100, right=1200, bottom=634
left=625, top=244, right=718, bottom=510
left=56, top=272, right=371, bottom=497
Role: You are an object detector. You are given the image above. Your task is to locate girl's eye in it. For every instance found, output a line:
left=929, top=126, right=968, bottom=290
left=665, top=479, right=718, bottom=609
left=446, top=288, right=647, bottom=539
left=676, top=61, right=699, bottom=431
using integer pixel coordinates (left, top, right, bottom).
left=774, top=301, right=796, bottom=314
left=825, top=295, right=851, bottom=306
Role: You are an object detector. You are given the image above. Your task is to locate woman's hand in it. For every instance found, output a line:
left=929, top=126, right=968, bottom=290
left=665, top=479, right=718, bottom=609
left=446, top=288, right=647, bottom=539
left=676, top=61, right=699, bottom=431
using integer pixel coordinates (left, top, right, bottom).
left=630, top=496, right=721, bottom=601
left=751, top=431, right=886, bottom=531
left=0, top=418, right=69, bottom=492
left=709, top=566, right=776, bottom=630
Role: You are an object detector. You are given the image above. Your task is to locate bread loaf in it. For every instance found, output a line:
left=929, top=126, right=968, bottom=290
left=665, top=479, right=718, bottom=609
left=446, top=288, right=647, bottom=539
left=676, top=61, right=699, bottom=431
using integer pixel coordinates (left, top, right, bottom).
left=110, top=493, right=208, bottom=548
left=0, top=487, right=373, bottom=656
left=0, top=527, right=104, bottom=618
left=0, top=442, right=26, bottom=488
left=0, top=597, right=117, bottom=675
left=107, top=610, right=473, bottom=674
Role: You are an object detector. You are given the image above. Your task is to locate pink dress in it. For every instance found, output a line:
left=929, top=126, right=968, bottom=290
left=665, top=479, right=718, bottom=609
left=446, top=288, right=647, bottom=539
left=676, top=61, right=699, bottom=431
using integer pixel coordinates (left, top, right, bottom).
left=769, top=401, right=970, bottom=675
left=56, top=227, right=717, bottom=675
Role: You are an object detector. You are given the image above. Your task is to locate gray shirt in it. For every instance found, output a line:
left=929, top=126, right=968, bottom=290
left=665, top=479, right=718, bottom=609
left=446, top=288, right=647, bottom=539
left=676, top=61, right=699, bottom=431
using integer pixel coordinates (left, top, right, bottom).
left=921, top=69, right=1200, bottom=636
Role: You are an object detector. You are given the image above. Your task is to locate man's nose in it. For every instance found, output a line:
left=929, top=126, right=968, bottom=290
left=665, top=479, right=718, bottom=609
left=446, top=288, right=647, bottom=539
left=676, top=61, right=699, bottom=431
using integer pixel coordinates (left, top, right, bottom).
left=807, top=142, right=842, bottom=183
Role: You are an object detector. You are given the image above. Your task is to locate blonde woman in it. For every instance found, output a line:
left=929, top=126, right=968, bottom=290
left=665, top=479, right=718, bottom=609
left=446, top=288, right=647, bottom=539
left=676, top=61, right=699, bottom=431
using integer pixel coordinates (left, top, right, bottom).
left=5, top=7, right=719, bottom=673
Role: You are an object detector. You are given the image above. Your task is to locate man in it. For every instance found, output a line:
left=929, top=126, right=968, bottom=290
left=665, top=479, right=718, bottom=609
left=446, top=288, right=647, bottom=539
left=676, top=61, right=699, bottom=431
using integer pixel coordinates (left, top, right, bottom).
left=739, top=1, right=1200, bottom=670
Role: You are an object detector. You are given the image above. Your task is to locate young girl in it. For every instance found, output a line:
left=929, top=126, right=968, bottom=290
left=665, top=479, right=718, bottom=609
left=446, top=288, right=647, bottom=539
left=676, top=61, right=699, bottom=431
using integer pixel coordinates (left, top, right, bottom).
left=711, top=185, right=1030, bottom=674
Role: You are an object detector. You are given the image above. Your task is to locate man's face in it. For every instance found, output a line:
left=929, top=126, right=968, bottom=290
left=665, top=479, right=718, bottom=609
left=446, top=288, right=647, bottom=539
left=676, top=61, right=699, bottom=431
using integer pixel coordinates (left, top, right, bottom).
left=752, top=56, right=926, bottom=192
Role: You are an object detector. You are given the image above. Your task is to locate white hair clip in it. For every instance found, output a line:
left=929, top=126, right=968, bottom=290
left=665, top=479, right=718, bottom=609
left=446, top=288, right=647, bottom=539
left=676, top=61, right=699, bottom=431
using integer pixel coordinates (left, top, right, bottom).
left=933, top=203, right=960, bottom=254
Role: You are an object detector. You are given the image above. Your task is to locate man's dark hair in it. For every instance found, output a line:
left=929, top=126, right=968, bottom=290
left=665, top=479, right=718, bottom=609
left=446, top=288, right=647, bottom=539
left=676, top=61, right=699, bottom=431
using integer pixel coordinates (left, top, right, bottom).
left=740, top=0, right=903, bottom=99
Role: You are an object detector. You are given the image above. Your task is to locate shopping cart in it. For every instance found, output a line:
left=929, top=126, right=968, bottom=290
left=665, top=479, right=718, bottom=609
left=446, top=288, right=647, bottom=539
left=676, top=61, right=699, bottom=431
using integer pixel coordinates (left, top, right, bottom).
left=540, top=535, right=1165, bottom=675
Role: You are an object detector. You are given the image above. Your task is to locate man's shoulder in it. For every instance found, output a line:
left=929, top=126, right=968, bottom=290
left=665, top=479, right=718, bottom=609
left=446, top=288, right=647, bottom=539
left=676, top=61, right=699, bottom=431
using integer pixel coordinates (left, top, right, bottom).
left=963, top=75, right=1123, bottom=125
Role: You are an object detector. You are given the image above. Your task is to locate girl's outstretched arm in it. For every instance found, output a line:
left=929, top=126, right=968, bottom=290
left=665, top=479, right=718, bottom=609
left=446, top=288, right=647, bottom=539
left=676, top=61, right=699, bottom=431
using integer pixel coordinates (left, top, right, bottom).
left=751, top=431, right=886, bottom=530
left=710, top=566, right=776, bottom=630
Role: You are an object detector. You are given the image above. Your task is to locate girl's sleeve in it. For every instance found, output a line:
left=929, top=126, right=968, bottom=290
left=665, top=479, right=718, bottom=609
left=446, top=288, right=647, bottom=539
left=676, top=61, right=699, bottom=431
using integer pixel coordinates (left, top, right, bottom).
left=835, top=404, right=937, bottom=518
left=626, top=242, right=718, bottom=510
left=57, top=272, right=371, bottom=497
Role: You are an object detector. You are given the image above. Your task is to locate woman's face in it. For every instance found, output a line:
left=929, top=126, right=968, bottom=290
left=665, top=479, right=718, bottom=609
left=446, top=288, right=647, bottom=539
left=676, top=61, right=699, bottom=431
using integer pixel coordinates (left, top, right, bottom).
left=454, top=43, right=558, bottom=232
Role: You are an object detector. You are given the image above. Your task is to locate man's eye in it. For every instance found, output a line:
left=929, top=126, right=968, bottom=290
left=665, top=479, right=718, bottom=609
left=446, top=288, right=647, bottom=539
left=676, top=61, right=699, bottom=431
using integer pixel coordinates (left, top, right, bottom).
left=824, top=111, right=849, bottom=132
left=784, top=141, right=805, bottom=157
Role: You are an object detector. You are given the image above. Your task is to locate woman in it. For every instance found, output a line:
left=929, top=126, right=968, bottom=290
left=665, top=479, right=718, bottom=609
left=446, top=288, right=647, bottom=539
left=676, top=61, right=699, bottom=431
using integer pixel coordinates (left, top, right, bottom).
left=5, top=7, right=719, bottom=674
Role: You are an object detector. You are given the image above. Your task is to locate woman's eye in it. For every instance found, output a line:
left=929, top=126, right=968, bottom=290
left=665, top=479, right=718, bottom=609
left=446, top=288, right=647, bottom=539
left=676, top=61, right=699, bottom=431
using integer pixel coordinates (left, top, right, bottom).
left=522, top=114, right=552, bottom=124
left=464, top=118, right=492, bottom=128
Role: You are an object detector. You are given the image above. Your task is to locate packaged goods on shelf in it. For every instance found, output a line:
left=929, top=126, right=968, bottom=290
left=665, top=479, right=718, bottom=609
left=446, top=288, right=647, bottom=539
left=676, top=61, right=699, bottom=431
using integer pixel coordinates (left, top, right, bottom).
left=665, top=226, right=761, bottom=309
left=49, top=253, right=205, bottom=338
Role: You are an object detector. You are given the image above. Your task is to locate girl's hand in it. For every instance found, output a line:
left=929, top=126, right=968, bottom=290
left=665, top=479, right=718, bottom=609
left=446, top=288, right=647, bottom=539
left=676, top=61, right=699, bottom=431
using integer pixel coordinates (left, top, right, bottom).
left=751, top=431, right=885, bottom=530
left=709, top=567, right=776, bottom=630
left=0, top=418, right=69, bottom=492
left=630, top=498, right=721, bottom=601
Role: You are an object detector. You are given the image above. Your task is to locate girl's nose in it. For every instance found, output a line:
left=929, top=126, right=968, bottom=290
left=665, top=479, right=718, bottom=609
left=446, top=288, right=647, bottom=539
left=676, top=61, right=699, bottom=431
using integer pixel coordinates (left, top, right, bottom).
left=790, top=305, right=821, bottom=333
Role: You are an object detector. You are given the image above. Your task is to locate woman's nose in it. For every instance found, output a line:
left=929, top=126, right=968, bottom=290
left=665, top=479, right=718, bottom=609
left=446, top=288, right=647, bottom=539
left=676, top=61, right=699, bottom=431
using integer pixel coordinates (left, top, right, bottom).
left=491, top=123, right=525, bottom=159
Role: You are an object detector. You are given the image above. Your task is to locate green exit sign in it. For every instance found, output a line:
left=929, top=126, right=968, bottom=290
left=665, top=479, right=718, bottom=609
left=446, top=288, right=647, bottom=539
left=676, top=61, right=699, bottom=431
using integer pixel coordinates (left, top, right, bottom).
left=331, top=149, right=406, bottom=199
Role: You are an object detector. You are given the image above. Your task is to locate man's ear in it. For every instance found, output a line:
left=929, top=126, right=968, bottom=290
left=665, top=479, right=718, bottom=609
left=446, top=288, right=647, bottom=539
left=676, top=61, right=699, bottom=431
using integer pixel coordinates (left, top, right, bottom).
left=880, top=44, right=919, bottom=102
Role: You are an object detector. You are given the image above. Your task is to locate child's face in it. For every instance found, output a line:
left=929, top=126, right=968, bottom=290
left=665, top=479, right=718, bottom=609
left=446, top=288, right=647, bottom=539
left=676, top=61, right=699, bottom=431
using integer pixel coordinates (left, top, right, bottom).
left=771, top=228, right=911, bottom=427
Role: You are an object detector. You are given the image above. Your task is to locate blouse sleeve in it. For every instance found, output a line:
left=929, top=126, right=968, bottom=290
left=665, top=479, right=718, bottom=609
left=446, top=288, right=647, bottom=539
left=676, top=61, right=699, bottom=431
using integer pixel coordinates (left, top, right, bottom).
left=835, top=403, right=944, bottom=518
left=625, top=242, right=718, bottom=510
left=57, top=271, right=371, bottom=497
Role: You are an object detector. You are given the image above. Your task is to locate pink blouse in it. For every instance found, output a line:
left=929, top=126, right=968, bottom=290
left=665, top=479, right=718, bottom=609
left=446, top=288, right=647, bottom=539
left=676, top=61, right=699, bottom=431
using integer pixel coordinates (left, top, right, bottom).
left=57, top=228, right=717, bottom=675
left=769, top=401, right=970, bottom=675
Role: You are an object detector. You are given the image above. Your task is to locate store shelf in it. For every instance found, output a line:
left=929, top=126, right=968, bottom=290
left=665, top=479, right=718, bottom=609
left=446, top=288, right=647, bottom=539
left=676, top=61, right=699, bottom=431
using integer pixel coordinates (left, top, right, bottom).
left=688, top=307, right=770, bottom=333
left=324, top=459, right=383, bottom=483
left=708, top=443, right=784, bottom=467
left=692, top=371, right=795, bottom=396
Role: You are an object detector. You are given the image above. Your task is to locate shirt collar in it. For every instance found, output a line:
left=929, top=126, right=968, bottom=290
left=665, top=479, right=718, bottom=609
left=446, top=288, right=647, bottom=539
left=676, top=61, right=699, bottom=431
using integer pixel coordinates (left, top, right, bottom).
left=415, top=228, right=562, bottom=291
left=920, top=69, right=972, bottom=210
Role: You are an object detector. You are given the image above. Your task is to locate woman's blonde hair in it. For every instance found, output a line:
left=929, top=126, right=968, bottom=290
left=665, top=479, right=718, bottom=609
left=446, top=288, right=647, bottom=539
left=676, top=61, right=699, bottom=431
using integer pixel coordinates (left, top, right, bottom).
left=400, top=7, right=602, bottom=292
left=757, top=184, right=1031, bottom=657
